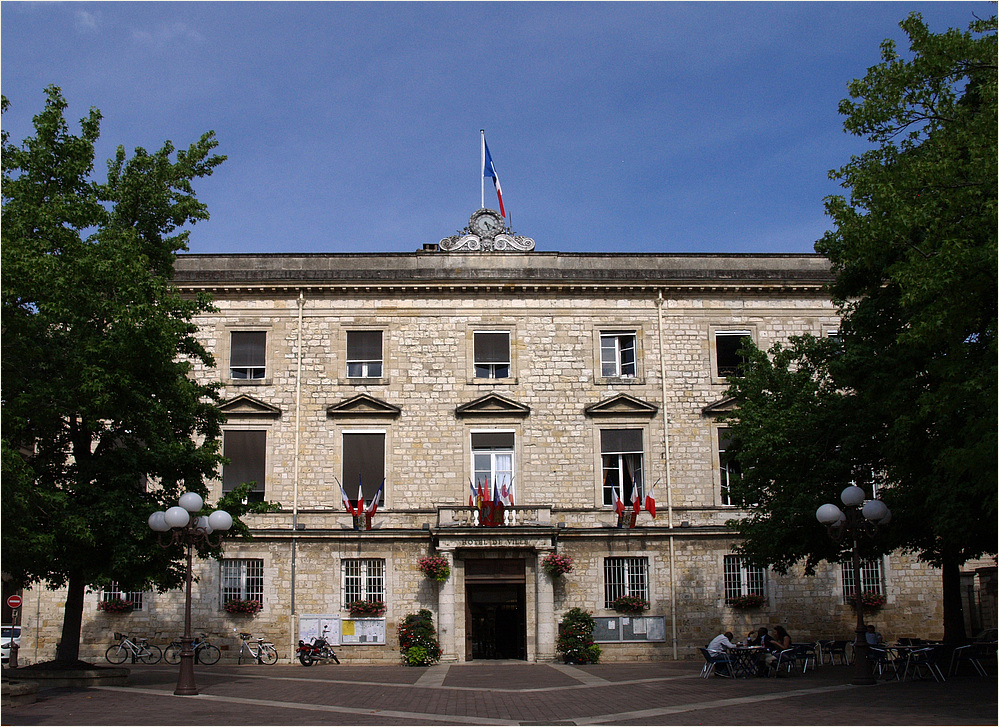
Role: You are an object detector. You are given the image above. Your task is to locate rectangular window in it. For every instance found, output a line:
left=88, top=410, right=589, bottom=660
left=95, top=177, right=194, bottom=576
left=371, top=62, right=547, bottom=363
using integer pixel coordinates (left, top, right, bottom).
left=723, top=555, right=767, bottom=603
left=343, top=432, right=385, bottom=508
left=343, top=558, right=385, bottom=603
left=842, top=558, right=884, bottom=602
left=221, top=558, right=264, bottom=604
left=230, top=331, right=266, bottom=380
left=600, top=332, right=637, bottom=378
left=347, top=331, right=383, bottom=378
left=604, top=556, right=649, bottom=608
left=601, top=429, right=644, bottom=507
left=101, top=582, right=143, bottom=611
left=222, top=430, right=266, bottom=503
left=715, top=330, right=752, bottom=378
left=472, top=431, right=515, bottom=502
left=718, top=429, right=742, bottom=506
left=473, top=331, right=511, bottom=379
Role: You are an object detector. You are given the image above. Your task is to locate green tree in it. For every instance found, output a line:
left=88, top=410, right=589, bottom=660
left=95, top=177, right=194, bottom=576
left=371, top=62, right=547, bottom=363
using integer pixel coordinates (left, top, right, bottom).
left=2, top=86, right=243, bottom=664
left=725, top=13, right=996, bottom=642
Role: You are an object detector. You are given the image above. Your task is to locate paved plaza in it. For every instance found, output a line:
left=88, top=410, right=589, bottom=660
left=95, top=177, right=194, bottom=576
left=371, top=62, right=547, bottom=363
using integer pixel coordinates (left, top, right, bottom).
left=2, top=660, right=995, bottom=726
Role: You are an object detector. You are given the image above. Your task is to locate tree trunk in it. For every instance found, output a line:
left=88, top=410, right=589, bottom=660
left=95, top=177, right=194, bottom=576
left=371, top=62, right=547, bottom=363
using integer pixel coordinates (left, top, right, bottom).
left=941, top=553, right=967, bottom=644
left=55, top=571, right=86, bottom=663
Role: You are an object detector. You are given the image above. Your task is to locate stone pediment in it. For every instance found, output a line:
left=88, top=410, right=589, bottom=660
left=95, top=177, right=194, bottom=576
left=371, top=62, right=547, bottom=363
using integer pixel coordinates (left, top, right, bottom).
left=584, top=394, right=658, bottom=418
left=455, top=393, right=530, bottom=418
left=701, top=396, right=738, bottom=416
left=326, top=394, right=401, bottom=419
left=220, top=394, right=282, bottom=419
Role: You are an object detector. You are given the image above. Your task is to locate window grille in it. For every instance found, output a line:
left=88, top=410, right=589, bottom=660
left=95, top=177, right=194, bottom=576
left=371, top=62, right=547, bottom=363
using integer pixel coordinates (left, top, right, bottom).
left=604, top=557, right=649, bottom=608
left=600, top=332, right=637, bottom=378
left=723, top=555, right=767, bottom=602
left=230, top=331, right=266, bottom=379
left=841, top=558, right=884, bottom=602
left=221, top=558, right=264, bottom=603
left=347, top=331, right=383, bottom=378
left=343, top=559, right=385, bottom=603
left=101, top=582, right=143, bottom=611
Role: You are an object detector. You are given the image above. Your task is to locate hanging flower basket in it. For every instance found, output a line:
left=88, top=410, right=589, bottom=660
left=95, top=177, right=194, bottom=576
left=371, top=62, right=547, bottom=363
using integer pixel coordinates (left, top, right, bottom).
left=347, top=599, right=386, bottom=616
left=541, top=552, right=574, bottom=578
left=611, top=595, right=649, bottom=614
left=224, top=599, right=262, bottom=615
left=98, top=598, right=134, bottom=614
left=417, top=555, right=450, bottom=582
left=730, top=594, right=767, bottom=609
left=851, top=591, right=886, bottom=610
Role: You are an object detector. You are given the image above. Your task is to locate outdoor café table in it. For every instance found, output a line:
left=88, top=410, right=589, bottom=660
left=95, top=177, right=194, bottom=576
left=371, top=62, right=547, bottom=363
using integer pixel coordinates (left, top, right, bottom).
left=727, top=646, right=766, bottom=678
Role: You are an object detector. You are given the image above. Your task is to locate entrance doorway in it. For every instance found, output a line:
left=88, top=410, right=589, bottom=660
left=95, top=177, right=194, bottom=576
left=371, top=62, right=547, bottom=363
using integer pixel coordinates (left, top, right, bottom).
left=464, top=558, right=527, bottom=661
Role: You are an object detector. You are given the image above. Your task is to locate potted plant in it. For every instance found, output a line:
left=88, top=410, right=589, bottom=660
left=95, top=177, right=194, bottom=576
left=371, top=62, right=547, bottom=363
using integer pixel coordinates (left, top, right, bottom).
left=417, top=555, right=451, bottom=582
left=541, top=552, right=574, bottom=578
left=730, top=593, right=767, bottom=609
left=611, top=595, right=649, bottom=614
left=224, top=598, right=262, bottom=615
left=397, top=609, right=442, bottom=666
left=852, top=591, right=886, bottom=610
left=556, top=608, right=601, bottom=664
left=97, top=598, right=134, bottom=614
left=347, top=599, right=386, bottom=616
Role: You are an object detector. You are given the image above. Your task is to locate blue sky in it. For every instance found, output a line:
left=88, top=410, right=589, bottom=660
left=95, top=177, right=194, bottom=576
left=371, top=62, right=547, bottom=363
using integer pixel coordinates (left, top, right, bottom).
left=1, top=2, right=989, bottom=255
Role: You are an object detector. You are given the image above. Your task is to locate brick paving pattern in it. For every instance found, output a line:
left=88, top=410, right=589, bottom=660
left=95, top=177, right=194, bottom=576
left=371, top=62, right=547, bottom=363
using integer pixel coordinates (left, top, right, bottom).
left=2, top=661, right=995, bottom=725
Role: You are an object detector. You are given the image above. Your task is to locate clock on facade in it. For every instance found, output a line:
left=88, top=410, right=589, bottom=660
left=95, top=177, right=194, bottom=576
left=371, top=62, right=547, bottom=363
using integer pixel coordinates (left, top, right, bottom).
left=469, top=209, right=504, bottom=238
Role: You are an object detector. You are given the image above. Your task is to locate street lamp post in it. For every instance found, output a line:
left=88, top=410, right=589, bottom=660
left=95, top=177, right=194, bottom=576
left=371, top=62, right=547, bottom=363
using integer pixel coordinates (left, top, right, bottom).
left=816, top=485, right=891, bottom=686
left=149, top=493, right=232, bottom=696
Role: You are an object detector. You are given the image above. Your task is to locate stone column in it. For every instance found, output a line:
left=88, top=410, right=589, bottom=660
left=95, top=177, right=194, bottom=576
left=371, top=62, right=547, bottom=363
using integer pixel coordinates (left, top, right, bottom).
left=437, top=549, right=458, bottom=662
left=535, top=548, right=557, bottom=662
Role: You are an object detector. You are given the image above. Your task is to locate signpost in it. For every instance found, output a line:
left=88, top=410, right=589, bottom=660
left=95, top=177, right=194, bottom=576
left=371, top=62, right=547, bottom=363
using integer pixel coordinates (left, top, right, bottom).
left=6, top=594, right=21, bottom=668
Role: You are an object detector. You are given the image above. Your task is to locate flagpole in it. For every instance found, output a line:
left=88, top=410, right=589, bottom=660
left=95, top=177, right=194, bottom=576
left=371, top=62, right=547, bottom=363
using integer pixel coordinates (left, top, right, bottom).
left=480, top=130, right=485, bottom=210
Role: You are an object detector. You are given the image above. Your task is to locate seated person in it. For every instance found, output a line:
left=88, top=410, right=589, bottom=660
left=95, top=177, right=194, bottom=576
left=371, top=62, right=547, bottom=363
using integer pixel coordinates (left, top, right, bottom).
left=865, top=624, right=883, bottom=645
left=746, top=627, right=777, bottom=675
left=706, top=631, right=738, bottom=676
left=767, top=625, right=793, bottom=671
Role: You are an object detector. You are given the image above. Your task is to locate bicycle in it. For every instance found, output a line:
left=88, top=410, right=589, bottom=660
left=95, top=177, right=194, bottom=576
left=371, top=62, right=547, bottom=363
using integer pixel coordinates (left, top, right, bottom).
left=105, top=632, right=162, bottom=664
left=164, top=634, right=221, bottom=665
left=234, top=629, right=278, bottom=665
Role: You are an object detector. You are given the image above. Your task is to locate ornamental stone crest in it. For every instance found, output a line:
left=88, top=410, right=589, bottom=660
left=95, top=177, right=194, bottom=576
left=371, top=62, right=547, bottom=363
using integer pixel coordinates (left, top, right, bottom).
left=439, top=208, right=535, bottom=252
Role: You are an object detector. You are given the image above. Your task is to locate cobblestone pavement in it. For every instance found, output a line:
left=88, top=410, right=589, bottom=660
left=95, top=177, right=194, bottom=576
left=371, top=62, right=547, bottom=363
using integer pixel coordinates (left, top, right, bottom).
left=2, top=661, right=995, bottom=726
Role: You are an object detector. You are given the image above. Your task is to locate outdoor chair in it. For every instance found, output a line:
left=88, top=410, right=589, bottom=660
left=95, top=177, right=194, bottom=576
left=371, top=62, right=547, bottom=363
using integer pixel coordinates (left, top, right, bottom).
left=793, top=643, right=817, bottom=674
left=698, top=647, right=732, bottom=678
left=903, top=646, right=946, bottom=682
left=821, top=640, right=849, bottom=666
left=868, top=645, right=900, bottom=681
left=948, top=642, right=995, bottom=677
left=770, top=648, right=797, bottom=676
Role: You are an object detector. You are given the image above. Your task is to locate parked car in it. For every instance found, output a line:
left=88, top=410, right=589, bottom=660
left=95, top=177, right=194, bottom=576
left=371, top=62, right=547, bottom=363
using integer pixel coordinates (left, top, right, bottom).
left=1, top=625, right=21, bottom=665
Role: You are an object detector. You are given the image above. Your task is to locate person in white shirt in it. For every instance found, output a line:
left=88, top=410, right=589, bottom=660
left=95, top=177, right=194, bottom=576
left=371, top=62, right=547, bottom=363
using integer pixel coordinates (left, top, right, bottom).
left=706, top=631, right=737, bottom=676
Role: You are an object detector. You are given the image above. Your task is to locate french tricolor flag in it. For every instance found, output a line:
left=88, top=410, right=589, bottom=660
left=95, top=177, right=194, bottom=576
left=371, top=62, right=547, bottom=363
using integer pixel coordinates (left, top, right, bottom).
left=482, top=134, right=506, bottom=218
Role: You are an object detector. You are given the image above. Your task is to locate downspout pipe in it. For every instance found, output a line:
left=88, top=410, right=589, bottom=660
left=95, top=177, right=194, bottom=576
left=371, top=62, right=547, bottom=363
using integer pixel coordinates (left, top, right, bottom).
left=291, top=291, right=304, bottom=656
left=656, top=290, right=678, bottom=660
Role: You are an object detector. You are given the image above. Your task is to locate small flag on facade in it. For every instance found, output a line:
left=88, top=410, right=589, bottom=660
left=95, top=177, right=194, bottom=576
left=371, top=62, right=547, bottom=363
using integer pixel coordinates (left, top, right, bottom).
left=339, top=480, right=356, bottom=516
left=645, top=480, right=658, bottom=519
left=364, top=480, right=385, bottom=530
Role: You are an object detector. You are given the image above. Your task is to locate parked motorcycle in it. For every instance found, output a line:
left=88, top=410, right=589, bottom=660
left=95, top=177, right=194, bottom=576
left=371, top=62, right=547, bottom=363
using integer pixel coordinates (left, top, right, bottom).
left=297, top=626, right=340, bottom=666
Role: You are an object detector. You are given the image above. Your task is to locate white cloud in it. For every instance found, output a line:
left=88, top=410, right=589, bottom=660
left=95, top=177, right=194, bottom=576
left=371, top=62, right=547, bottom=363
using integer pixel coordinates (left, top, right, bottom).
left=131, top=22, right=204, bottom=47
left=75, top=10, right=100, bottom=32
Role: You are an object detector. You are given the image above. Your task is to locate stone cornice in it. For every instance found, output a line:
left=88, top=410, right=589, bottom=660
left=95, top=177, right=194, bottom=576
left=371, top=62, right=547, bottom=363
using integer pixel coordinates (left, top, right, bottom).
left=172, top=252, right=833, bottom=296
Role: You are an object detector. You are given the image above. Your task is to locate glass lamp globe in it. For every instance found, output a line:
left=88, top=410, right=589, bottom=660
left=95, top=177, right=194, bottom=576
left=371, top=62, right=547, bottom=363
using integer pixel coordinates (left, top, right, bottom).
left=840, top=485, right=866, bottom=508
left=862, top=499, right=888, bottom=522
left=208, top=510, right=233, bottom=532
left=179, top=492, right=204, bottom=513
left=164, top=506, right=191, bottom=529
left=148, top=511, right=170, bottom=532
left=195, top=516, right=213, bottom=534
left=816, top=503, right=844, bottom=524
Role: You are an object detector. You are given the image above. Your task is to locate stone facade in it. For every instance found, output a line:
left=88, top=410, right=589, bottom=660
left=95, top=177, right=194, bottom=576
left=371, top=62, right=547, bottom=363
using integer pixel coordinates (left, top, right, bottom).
left=16, top=216, right=985, bottom=665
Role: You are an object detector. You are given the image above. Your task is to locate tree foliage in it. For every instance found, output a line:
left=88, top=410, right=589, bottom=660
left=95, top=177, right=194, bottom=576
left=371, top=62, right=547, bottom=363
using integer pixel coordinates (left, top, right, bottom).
left=724, top=13, right=996, bottom=641
left=1, top=87, right=274, bottom=662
